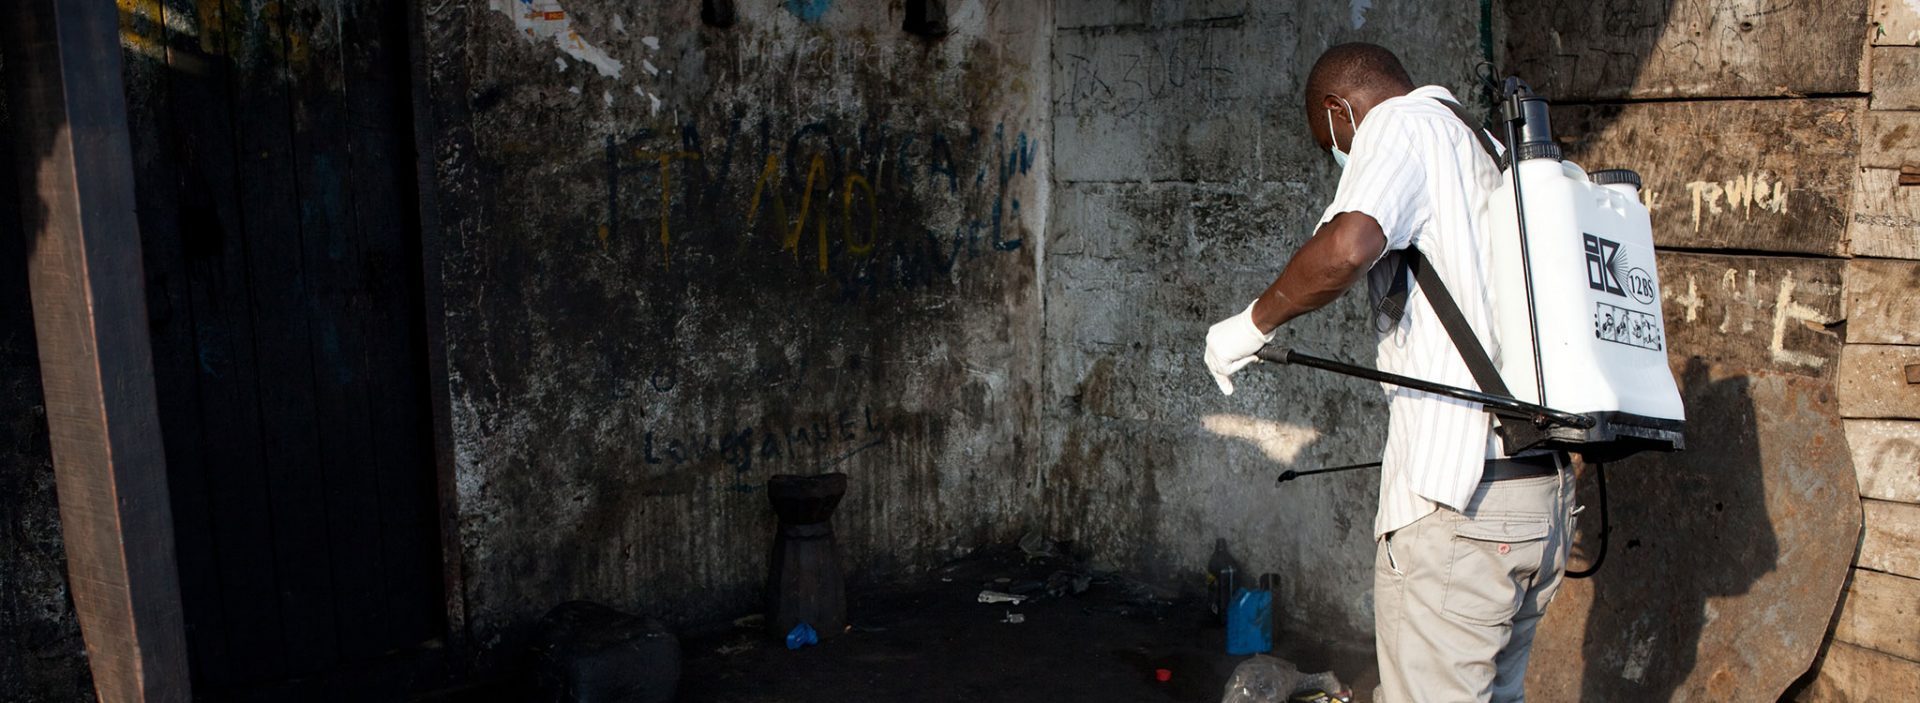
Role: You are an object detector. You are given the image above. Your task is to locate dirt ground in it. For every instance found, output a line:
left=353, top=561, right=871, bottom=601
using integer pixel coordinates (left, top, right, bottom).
left=676, top=545, right=1378, bottom=703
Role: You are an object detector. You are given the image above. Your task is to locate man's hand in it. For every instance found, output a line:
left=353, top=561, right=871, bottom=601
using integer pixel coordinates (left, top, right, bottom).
left=1204, top=302, right=1275, bottom=395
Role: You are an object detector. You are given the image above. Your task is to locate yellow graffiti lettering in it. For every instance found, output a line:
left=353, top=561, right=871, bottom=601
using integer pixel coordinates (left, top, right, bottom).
left=843, top=173, right=879, bottom=255
left=634, top=149, right=700, bottom=262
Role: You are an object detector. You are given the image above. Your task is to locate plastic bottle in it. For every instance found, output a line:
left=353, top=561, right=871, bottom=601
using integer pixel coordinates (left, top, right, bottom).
left=1226, top=585, right=1273, bottom=655
left=1205, top=538, right=1242, bottom=624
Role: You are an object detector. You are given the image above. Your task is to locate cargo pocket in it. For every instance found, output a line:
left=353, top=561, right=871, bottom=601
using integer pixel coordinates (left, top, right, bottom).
left=1442, top=514, right=1551, bottom=626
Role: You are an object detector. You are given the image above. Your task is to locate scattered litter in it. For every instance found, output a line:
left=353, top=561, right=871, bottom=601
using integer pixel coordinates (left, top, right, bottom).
left=715, top=640, right=755, bottom=655
left=1220, top=654, right=1349, bottom=703
left=784, top=622, right=818, bottom=650
left=977, top=590, right=1026, bottom=605
left=1046, top=570, right=1093, bottom=597
left=1001, top=611, right=1025, bottom=624
left=1018, top=530, right=1057, bottom=560
left=732, top=613, right=765, bottom=629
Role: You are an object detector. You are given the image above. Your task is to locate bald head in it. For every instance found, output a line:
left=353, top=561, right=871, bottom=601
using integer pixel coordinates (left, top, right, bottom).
left=1304, top=43, right=1415, bottom=152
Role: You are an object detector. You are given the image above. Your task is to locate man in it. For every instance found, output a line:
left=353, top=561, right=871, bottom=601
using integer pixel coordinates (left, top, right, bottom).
left=1202, top=43, right=1574, bottom=702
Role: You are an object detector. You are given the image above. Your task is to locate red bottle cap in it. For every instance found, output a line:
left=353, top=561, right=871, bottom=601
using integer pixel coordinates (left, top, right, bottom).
left=1155, top=668, right=1172, bottom=682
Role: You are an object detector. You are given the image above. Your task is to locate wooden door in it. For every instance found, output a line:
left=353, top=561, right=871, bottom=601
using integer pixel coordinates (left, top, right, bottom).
left=119, top=0, right=444, bottom=690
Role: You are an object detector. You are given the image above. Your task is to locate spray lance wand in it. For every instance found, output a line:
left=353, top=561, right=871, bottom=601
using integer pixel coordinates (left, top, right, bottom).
left=1256, top=347, right=1594, bottom=483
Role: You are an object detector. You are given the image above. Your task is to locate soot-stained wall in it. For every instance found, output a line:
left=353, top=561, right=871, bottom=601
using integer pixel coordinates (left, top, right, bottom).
left=414, top=1, right=1050, bottom=649
left=1044, top=0, right=1486, bottom=647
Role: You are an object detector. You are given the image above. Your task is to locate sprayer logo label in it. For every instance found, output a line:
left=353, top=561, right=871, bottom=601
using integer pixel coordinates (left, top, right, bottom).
left=1584, top=234, right=1627, bottom=297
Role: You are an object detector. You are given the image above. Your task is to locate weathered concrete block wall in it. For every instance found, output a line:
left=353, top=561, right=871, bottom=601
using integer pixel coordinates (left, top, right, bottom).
left=1044, top=0, right=1487, bottom=647
left=414, top=1, right=1050, bottom=650
left=1508, top=1, right=1868, bottom=700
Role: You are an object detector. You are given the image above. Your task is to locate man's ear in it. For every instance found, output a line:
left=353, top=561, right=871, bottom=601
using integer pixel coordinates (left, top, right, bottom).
left=1321, top=94, right=1347, bottom=119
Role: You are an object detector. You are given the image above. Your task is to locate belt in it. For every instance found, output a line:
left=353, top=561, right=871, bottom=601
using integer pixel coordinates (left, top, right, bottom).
left=1483, top=453, right=1563, bottom=482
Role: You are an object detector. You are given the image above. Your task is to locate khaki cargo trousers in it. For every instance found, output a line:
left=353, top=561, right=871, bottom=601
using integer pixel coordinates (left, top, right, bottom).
left=1374, top=470, right=1575, bottom=703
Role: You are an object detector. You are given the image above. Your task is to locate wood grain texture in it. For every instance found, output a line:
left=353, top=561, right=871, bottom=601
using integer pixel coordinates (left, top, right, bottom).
left=1862, top=499, right=1920, bottom=580
left=1873, top=47, right=1920, bottom=110
left=1880, top=0, right=1920, bottom=46
left=1839, top=345, right=1920, bottom=419
left=2, top=0, right=192, bottom=698
left=1851, top=167, right=1920, bottom=259
left=1845, top=259, right=1920, bottom=345
left=1798, top=640, right=1920, bottom=701
left=1848, top=420, right=1920, bottom=504
left=1505, top=0, right=1867, bottom=100
left=1835, top=569, right=1920, bottom=662
left=1864, top=111, right=1920, bottom=170
left=1553, top=99, right=1861, bottom=255
left=1657, top=253, right=1845, bottom=379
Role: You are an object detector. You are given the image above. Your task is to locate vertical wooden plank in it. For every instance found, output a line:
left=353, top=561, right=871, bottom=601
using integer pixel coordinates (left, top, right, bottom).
left=154, top=0, right=290, bottom=684
left=405, top=0, right=474, bottom=644
left=1, top=0, right=192, bottom=697
left=339, top=0, right=447, bottom=649
left=279, top=0, right=391, bottom=659
left=215, top=0, right=340, bottom=675
left=119, top=0, right=235, bottom=679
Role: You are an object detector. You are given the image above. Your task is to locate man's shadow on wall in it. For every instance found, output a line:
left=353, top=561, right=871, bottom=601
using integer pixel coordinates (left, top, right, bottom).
left=1568, top=357, right=1777, bottom=699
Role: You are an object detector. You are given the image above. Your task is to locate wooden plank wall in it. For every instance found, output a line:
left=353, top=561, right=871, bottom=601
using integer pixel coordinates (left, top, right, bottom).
left=1798, top=0, right=1920, bottom=697
left=115, top=0, right=445, bottom=691
left=1508, top=0, right=1877, bottom=699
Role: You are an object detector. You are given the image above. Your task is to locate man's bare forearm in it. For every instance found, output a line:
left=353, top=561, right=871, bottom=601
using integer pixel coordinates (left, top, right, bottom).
left=1250, top=211, right=1389, bottom=333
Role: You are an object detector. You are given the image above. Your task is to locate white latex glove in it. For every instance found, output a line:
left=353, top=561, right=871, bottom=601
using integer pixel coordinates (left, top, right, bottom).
left=1204, top=300, right=1276, bottom=396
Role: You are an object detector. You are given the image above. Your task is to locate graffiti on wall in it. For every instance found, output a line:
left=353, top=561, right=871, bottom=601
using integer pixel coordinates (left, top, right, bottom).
left=602, top=115, right=1040, bottom=291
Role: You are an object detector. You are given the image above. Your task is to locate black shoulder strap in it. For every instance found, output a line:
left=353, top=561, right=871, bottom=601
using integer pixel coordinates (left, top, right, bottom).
left=1434, top=98, right=1504, bottom=166
left=1406, top=249, right=1539, bottom=451
left=1405, top=250, right=1509, bottom=398
left=1373, top=99, right=1507, bottom=329
left=1379, top=101, right=1535, bottom=450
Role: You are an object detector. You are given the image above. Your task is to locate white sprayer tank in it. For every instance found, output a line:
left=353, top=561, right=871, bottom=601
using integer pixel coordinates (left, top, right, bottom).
left=1484, top=151, right=1685, bottom=449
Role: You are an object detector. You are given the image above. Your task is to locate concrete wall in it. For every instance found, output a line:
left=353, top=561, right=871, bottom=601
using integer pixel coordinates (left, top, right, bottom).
left=1043, top=0, right=1488, bottom=648
left=413, top=0, right=1052, bottom=651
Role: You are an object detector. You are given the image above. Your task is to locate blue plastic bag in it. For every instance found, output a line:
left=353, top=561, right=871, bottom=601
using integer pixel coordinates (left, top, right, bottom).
left=1226, top=587, right=1273, bottom=655
left=785, top=622, right=819, bottom=650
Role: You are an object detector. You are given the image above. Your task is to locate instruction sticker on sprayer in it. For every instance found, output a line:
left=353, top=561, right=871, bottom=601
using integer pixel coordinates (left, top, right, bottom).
left=1594, top=302, right=1664, bottom=351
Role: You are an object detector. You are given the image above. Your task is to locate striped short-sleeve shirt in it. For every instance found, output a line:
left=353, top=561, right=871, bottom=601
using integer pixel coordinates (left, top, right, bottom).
left=1316, top=85, right=1508, bottom=538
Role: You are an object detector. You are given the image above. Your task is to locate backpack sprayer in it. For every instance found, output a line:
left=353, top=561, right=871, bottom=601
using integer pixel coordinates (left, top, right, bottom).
left=1260, top=77, right=1688, bottom=575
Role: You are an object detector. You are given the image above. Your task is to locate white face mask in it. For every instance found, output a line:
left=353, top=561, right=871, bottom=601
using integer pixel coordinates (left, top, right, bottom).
left=1326, top=96, right=1357, bottom=168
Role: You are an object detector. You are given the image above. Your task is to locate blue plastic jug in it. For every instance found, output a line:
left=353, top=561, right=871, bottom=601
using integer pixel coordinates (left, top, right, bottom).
left=1226, top=586, right=1272, bottom=655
